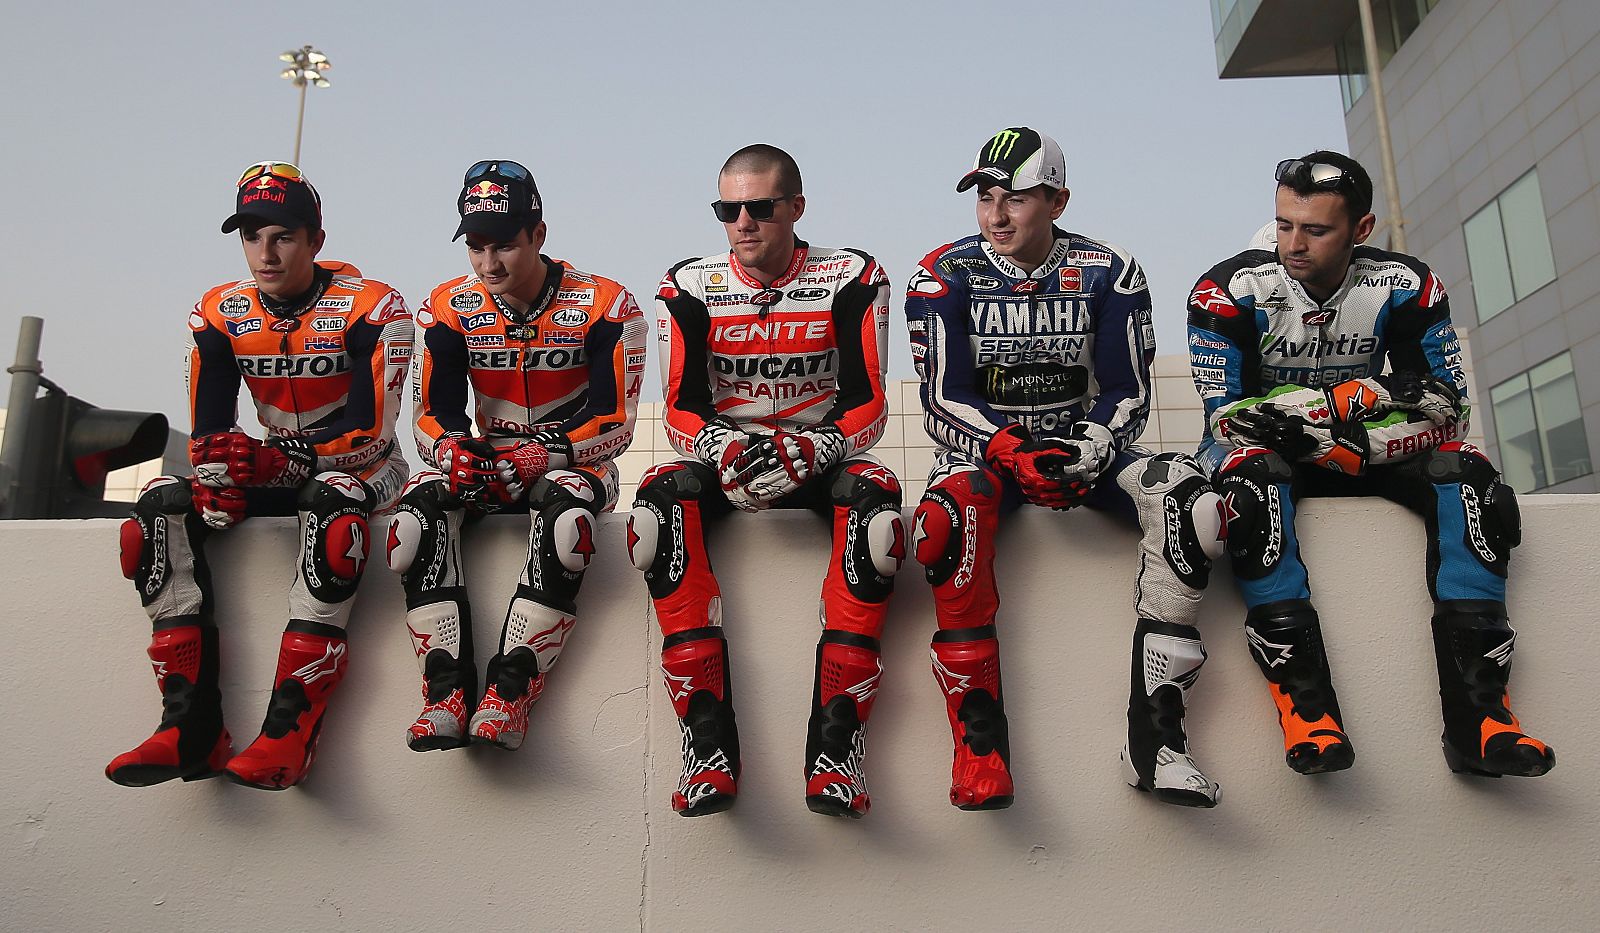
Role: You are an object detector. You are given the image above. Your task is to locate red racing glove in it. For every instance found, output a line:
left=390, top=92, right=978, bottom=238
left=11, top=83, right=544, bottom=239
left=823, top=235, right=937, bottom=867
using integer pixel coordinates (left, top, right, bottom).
left=190, top=432, right=314, bottom=489
left=436, top=435, right=507, bottom=510
left=984, top=424, right=1088, bottom=510
left=190, top=479, right=247, bottom=530
left=494, top=441, right=551, bottom=501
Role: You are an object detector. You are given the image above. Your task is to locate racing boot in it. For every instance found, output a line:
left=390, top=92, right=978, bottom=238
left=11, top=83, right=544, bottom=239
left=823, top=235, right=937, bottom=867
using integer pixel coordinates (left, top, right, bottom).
left=662, top=628, right=739, bottom=816
left=1432, top=601, right=1555, bottom=778
left=106, top=621, right=233, bottom=786
left=224, top=621, right=349, bottom=790
left=1244, top=601, right=1354, bottom=774
left=405, top=597, right=476, bottom=752
left=804, top=632, right=883, bottom=819
left=469, top=648, right=543, bottom=751
left=931, top=626, right=1013, bottom=810
left=1121, top=619, right=1220, bottom=807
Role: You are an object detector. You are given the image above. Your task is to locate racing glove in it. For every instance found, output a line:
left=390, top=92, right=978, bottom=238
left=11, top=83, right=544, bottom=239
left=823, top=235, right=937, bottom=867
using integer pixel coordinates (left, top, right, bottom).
left=1225, top=404, right=1369, bottom=474
left=984, top=424, right=1087, bottom=509
left=744, top=427, right=849, bottom=504
left=191, top=480, right=247, bottom=530
left=1327, top=371, right=1463, bottom=426
left=436, top=435, right=507, bottom=510
left=190, top=432, right=314, bottom=489
left=693, top=420, right=767, bottom=512
left=1052, top=422, right=1115, bottom=485
left=494, top=441, right=551, bottom=502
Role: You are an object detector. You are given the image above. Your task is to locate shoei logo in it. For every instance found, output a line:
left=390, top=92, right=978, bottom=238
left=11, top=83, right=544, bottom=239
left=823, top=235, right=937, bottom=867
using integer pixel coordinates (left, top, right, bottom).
left=988, top=129, right=1023, bottom=160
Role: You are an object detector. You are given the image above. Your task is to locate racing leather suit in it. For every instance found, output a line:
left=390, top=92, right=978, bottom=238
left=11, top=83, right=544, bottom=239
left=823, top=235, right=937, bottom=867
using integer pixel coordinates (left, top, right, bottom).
left=388, top=256, right=646, bottom=751
left=907, top=227, right=1225, bottom=808
left=110, top=261, right=413, bottom=790
left=1190, top=244, right=1552, bottom=777
left=629, top=238, right=905, bottom=818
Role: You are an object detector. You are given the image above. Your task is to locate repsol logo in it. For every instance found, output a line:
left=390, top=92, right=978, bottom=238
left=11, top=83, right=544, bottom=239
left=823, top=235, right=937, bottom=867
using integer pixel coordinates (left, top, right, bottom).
left=237, top=354, right=351, bottom=378
left=468, top=348, right=587, bottom=370
left=712, top=350, right=835, bottom=379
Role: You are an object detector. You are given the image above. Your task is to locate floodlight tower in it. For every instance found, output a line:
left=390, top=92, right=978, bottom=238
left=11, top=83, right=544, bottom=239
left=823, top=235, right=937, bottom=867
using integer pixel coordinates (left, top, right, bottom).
left=278, top=45, right=331, bottom=165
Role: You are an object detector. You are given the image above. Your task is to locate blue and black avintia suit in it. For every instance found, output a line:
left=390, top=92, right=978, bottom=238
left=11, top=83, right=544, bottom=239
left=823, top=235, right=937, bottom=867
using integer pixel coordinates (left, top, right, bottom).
left=906, top=226, right=1228, bottom=808
left=1188, top=243, right=1553, bottom=777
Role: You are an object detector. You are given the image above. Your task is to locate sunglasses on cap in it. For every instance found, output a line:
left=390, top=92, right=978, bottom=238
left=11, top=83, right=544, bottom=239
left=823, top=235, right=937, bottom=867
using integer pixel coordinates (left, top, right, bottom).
left=1275, top=159, right=1357, bottom=191
left=464, top=160, right=532, bottom=184
left=238, top=161, right=309, bottom=187
left=710, top=197, right=791, bottom=223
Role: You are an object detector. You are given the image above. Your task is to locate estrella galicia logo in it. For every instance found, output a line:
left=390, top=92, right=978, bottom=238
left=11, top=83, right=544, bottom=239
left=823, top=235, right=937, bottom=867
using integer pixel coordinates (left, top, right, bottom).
left=967, top=274, right=1002, bottom=291
left=451, top=292, right=485, bottom=312
left=226, top=318, right=262, bottom=338
left=218, top=295, right=252, bottom=318
left=787, top=287, right=828, bottom=301
left=461, top=311, right=497, bottom=331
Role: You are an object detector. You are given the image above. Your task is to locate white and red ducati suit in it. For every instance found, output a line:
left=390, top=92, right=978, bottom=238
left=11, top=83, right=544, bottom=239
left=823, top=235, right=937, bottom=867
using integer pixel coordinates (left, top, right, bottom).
left=629, top=239, right=906, bottom=818
left=109, top=261, right=412, bottom=791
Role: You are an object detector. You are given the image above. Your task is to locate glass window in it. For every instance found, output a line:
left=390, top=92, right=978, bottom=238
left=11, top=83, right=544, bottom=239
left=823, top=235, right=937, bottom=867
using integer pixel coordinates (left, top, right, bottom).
left=1489, top=352, right=1593, bottom=491
left=1337, top=0, right=1434, bottom=111
left=1463, top=169, right=1557, bottom=321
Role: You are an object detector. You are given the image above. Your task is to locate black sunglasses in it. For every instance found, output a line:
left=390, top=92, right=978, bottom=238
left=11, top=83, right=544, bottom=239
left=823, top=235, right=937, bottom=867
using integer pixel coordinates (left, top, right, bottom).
left=1275, top=159, right=1356, bottom=191
left=464, top=160, right=533, bottom=184
left=711, top=197, right=790, bottom=223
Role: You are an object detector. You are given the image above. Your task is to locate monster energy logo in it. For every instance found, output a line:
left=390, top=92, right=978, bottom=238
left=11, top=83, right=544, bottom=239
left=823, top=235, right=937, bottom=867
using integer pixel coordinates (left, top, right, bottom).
left=988, top=129, right=1023, bottom=160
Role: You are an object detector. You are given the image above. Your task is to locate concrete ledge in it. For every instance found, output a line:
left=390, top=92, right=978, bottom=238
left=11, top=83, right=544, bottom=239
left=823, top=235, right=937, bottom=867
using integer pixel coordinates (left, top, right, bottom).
left=3, top=497, right=1596, bottom=930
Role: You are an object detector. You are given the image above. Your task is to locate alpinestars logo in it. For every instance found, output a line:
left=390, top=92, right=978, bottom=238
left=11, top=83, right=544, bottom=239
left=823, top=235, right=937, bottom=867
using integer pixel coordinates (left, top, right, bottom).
left=406, top=624, right=434, bottom=658
left=844, top=658, right=884, bottom=704
left=662, top=666, right=695, bottom=702
left=1485, top=633, right=1516, bottom=667
left=931, top=652, right=971, bottom=696
left=292, top=641, right=347, bottom=685
left=144, top=516, right=168, bottom=597
left=150, top=658, right=170, bottom=688
left=953, top=505, right=978, bottom=589
left=1164, top=497, right=1193, bottom=576
left=988, top=129, right=1023, bottom=160
left=668, top=504, right=685, bottom=582
left=1460, top=485, right=1498, bottom=564
left=1246, top=628, right=1293, bottom=668
left=528, top=615, right=576, bottom=671
left=1263, top=485, right=1282, bottom=567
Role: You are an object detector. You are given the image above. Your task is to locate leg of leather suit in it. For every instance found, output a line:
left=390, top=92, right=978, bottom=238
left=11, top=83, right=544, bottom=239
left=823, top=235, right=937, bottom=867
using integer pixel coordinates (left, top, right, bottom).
left=1411, top=443, right=1552, bottom=776
left=106, top=477, right=233, bottom=786
left=804, top=460, right=903, bottom=818
left=1111, top=452, right=1225, bottom=806
left=226, top=472, right=375, bottom=790
left=914, top=456, right=1012, bottom=809
left=471, top=469, right=608, bottom=751
left=1216, top=446, right=1354, bottom=773
left=386, top=471, right=475, bottom=751
left=629, top=461, right=739, bottom=814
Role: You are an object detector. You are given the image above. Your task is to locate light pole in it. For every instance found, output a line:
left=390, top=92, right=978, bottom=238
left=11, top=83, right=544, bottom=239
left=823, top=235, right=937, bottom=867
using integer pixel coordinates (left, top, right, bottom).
left=278, top=45, right=331, bottom=165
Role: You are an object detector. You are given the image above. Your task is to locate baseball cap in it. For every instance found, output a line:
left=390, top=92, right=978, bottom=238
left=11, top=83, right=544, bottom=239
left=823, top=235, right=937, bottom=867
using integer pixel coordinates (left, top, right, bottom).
left=221, top=162, right=322, bottom=233
left=956, top=127, right=1067, bottom=193
left=454, top=160, right=543, bottom=241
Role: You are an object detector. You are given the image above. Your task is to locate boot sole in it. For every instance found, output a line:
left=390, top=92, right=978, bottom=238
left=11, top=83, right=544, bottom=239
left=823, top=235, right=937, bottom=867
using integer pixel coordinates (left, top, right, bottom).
left=1443, top=737, right=1555, bottom=778
left=805, top=795, right=866, bottom=819
left=1287, top=742, right=1355, bottom=774
left=955, top=796, right=1013, bottom=811
left=106, top=764, right=223, bottom=787
left=408, top=735, right=469, bottom=752
left=677, top=793, right=736, bottom=817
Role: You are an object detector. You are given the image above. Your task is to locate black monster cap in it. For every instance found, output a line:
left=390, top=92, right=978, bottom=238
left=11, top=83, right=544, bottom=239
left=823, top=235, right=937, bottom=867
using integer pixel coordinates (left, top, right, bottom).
left=956, top=127, right=1067, bottom=193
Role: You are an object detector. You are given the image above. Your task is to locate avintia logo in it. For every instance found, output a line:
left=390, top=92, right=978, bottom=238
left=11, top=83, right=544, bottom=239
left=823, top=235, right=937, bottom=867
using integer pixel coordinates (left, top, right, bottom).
left=1262, top=333, right=1378, bottom=358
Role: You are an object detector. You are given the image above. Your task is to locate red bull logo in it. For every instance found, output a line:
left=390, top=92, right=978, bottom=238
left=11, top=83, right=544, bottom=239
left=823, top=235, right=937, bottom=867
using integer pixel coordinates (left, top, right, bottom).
left=463, top=180, right=510, bottom=214
left=470, top=181, right=507, bottom=198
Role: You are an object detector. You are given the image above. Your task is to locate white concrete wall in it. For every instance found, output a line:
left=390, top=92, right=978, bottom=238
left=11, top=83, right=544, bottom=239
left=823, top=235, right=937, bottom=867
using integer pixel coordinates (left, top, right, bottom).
left=3, top=498, right=1596, bottom=932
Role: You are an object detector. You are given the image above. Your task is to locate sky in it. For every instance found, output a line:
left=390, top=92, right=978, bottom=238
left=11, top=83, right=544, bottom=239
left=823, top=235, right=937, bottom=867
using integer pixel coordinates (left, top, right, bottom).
left=0, top=0, right=1348, bottom=428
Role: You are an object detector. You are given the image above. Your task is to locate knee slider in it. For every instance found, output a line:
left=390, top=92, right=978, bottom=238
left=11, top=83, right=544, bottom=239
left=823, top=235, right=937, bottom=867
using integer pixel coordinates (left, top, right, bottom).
left=1424, top=443, right=1521, bottom=558
left=387, top=472, right=449, bottom=574
left=121, top=476, right=192, bottom=581
left=629, top=462, right=708, bottom=575
left=1214, top=448, right=1290, bottom=579
left=913, top=469, right=993, bottom=587
left=301, top=472, right=376, bottom=585
left=539, top=497, right=600, bottom=574
left=1129, top=453, right=1227, bottom=566
left=833, top=462, right=905, bottom=578
left=532, top=468, right=601, bottom=508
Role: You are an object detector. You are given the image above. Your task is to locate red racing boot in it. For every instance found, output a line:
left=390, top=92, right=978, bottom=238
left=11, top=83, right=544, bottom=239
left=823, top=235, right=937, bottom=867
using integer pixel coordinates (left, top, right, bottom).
left=106, top=622, right=233, bottom=786
left=931, top=626, right=1013, bottom=810
left=1433, top=602, right=1555, bottom=778
left=662, top=627, right=739, bottom=816
left=804, top=632, right=883, bottom=819
left=469, top=649, right=544, bottom=751
left=224, top=621, right=349, bottom=790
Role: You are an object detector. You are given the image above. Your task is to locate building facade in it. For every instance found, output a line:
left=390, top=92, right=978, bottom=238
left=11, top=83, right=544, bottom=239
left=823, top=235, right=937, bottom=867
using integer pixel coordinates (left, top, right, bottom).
left=1214, top=0, right=1600, bottom=493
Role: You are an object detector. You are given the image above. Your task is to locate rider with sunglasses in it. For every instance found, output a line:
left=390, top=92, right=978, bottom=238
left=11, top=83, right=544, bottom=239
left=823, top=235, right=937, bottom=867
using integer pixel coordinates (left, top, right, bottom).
left=386, top=160, right=645, bottom=753
left=1190, top=150, right=1554, bottom=780
left=905, top=127, right=1226, bottom=810
left=108, top=161, right=414, bottom=791
left=629, top=144, right=905, bottom=818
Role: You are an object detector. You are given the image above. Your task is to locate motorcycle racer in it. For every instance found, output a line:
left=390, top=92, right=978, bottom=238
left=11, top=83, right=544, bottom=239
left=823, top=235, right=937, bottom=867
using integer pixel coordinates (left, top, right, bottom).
left=386, top=160, right=645, bottom=752
left=1190, top=150, right=1554, bottom=779
left=628, top=144, right=905, bottom=818
left=108, top=161, right=412, bottom=790
left=907, top=127, right=1227, bottom=809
